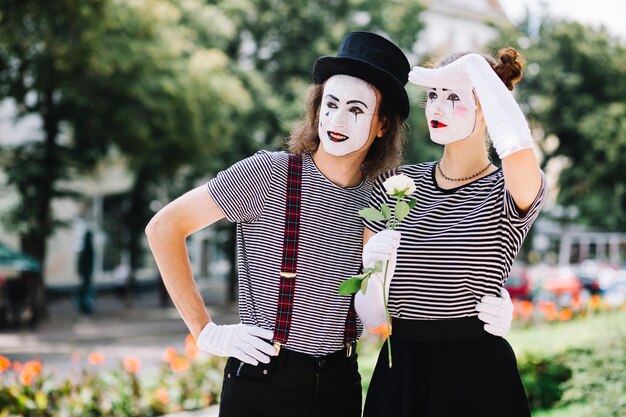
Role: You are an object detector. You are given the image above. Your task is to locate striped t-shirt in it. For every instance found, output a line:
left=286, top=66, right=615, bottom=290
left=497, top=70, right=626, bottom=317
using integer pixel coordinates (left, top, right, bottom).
left=207, top=151, right=368, bottom=355
left=364, top=162, right=546, bottom=319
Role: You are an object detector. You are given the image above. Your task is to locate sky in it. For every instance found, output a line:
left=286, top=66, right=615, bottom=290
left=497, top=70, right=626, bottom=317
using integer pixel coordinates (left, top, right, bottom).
left=498, top=0, right=626, bottom=40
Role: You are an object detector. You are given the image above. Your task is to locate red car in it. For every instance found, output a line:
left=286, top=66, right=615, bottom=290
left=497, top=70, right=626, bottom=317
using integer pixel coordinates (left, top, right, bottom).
left=505, top=264, right=532, bottom=300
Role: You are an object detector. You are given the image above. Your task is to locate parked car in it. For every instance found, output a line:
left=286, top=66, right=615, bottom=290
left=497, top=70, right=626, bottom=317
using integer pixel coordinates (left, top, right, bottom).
left=603, top=275, right=626, bottom=308
left=576, top=260, right=610, bottom=295
left=0, top=241, right=40, bottom=329
left=536, top=267, right=584, bottom=308
left=505, top=264, right=532, bottom=300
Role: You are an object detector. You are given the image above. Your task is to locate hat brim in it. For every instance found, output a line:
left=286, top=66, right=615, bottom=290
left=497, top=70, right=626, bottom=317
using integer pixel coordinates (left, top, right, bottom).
left=313, top=56, right=410, bottom=120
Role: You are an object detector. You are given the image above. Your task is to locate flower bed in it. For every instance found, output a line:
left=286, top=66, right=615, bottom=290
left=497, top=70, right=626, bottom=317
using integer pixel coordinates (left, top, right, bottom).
left=0, top=334, right=226, bottom=417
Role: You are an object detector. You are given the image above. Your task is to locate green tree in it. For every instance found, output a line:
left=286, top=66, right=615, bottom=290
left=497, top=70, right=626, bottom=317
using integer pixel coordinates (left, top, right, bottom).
left=0, top=0, right=110, bottom=319
left=0, top=0, right=250, bottom=309
left=495, top=18, right=626, bottom=231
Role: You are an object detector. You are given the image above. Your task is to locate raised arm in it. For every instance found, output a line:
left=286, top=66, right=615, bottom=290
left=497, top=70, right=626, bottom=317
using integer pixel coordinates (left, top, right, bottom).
left=409, top=53, right=542, bottom=212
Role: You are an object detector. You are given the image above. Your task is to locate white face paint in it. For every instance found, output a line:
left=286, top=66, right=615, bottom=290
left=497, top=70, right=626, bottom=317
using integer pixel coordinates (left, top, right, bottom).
left=318, top=75, right=378, bottom=156
left=425, top=87, right=477, bottom=145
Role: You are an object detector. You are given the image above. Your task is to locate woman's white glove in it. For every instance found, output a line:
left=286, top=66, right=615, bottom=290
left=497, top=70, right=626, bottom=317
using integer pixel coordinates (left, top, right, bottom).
left=196, top=322, right=277, bottom=365
left=408, top=53, right=533, bottom=159
left=476, top=287, right=514, bottom=337
left=355, top=230, right=401, bottom=328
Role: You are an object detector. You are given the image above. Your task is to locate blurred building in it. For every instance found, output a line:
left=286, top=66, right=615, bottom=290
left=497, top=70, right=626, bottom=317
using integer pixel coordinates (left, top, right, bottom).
left=415, top=0, right=510, bottom=58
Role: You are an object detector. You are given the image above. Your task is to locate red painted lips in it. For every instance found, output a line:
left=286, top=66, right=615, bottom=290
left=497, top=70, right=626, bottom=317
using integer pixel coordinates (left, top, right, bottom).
left=430, top=120, right=447, bottom=128
left=327, top=131, right=349, bottom=142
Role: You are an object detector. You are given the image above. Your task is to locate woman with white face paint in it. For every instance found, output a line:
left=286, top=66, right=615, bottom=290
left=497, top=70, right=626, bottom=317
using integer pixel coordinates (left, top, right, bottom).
left=356, top=48, right=545, bottom=417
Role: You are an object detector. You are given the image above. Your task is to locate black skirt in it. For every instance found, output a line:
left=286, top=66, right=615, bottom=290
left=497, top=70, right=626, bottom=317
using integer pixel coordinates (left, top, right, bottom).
left=363, top=317, right=531, bottom=417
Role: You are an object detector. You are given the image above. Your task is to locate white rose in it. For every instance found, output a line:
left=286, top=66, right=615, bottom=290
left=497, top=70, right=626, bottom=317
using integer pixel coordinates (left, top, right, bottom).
left=383, top=174, right=416, bottom=198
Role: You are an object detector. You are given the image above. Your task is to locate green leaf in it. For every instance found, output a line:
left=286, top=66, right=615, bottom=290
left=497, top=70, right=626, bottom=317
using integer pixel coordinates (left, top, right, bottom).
left=360, top=276, right=370, bottom=295
left=380, top=203, right=391, bottom=220
left=358, top=207, right=386, bottom=221
left=338, top=277, right=364, bottom=295
left=395, top=201, right=410, bottom=222
left=408, top=198, right=417, bottom=209
left=362, top=267, right=376, bottom=274
left=374, top=260, right=383, bottom=273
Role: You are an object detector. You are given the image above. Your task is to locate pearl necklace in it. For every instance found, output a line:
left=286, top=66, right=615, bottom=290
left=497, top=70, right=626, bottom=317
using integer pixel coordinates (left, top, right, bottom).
left=437, top=160, right=492, bottom=182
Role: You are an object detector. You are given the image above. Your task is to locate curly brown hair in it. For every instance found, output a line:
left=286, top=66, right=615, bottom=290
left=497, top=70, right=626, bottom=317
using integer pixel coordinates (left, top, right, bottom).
left=287, top=82, right=407, bottom=179
left=436, top=47, right=525, bottom=91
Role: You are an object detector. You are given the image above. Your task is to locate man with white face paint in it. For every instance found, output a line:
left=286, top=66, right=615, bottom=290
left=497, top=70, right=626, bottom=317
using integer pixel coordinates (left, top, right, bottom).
left=318, top=75, right=379, bottom=156
left=146, top=32, right=515, bottom=417
left=357, top=48, right=546, bottom=417
left=146, top=31, right=411, bottom=417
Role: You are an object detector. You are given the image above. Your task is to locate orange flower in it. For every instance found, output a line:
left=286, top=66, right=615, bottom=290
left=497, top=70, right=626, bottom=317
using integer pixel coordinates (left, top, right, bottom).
left=155, top=387, right=170, bottom=405
left=571, top=294, right=584, bottom=311
left=517, top=300, right=534, bottom=320
left=123, top=356, right=142, bottom=374
left=23, top=360, right=42, bottom=375
left=589, top=294, right=602, bottom=310
left=171, top=356, right=190, bottom=373
left=12, top=361, right=22, bottom=372
left=0, top=355, right=11, bottom=373
left=559, top=308, right=574, bottom=321
left=19, top=360, right=42, bottom=386
left=184, top=333, right=200, bottom=360
left=537, top=301, right=558, bottom=321
left=20, top=370, right=34, bottom=385
left=163, top=347, right=178, bottom=364
left=88, top=352, right=105, bottom=365
left=368, top=322, right=391, bottom=339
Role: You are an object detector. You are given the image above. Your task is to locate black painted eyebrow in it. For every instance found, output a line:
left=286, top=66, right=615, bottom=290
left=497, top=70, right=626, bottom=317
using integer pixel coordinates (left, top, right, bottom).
left=347, top=100, right=368, bottom=108
left=324, top=94, right=368, bottom=109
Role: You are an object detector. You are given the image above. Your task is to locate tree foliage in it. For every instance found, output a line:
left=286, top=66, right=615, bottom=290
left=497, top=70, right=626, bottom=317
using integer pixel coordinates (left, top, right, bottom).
left=0, top=0, right=249, bottom=300
left=495, top=19, right=626, bottom=230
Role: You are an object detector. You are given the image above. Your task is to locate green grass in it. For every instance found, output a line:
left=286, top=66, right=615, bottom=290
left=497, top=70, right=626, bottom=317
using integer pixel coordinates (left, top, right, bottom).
left=507, top=310, right=626, bottom=356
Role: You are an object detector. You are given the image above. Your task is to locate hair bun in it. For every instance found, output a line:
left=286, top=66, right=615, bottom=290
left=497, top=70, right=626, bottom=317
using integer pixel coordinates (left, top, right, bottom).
left=495, top=47, right=524, bottom=91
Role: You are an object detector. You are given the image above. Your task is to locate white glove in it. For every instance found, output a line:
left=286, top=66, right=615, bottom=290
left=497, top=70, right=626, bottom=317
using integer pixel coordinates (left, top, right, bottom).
left=355, top=230, right=401, bottom=328
left=408, top=54, right=533, bottom=159
left=196, top=322, right=277, bottom=365
left=476, top=287, right=514, bottom=337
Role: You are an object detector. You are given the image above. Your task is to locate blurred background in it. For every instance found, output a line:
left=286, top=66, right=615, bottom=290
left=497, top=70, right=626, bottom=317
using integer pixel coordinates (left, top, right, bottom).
left=0, top=0, right=624, bottom=416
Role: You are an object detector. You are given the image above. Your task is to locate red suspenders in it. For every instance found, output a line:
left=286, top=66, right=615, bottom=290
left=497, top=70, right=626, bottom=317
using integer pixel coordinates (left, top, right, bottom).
left=271, top=153, right=357, bottom=356
left=272, top=153, right=303, bottom=350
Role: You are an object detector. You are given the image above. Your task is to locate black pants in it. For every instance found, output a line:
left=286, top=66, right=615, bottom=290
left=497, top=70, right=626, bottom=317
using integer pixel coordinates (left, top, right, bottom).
left=363, top=317, right=531, bottom=417
left=219, top=346, right=361, bottom=417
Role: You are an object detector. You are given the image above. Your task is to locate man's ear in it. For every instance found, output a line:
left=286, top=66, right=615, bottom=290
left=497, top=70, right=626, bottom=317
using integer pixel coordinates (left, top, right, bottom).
left=377, top=116, right=389, bottom=138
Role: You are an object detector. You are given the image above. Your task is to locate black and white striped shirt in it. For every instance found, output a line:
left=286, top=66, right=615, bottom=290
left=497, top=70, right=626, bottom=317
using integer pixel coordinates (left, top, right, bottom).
left=364, top=162, right=546, bottom=319
left=207, top=151, right=368, bottom=355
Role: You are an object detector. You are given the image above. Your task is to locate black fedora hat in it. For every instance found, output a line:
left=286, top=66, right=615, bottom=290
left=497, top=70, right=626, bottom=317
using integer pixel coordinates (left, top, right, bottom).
left=313, top=31, right=410, bottom=120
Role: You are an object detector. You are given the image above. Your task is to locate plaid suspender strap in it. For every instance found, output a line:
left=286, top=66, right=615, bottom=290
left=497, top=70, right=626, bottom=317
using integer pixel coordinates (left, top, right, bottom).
left=343, top=295, right=358, bottom=349
left=272, top=153, right=303, bottom=348
left=271, top=153, right=357, bottom=355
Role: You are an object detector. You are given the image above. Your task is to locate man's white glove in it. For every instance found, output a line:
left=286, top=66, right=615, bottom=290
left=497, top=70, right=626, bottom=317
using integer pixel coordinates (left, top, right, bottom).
left=196, top=322, right=277, bottom=365
left=408, top=53, right=533, bottom=159
left=355, top=230, right=401, bottom=328
left=476, top=287, right=514, bottom=337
